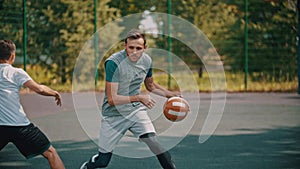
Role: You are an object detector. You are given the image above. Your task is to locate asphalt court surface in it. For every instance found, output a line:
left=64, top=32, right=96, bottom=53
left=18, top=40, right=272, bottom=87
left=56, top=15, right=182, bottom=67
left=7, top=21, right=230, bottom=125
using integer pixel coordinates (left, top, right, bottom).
left=0, top=92, right=300, bottom=169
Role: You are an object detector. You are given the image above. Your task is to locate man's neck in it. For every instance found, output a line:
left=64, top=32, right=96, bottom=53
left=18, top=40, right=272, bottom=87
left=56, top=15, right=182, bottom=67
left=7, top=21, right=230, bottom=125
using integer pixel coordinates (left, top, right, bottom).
left=0, top=60, right=10, bottom=64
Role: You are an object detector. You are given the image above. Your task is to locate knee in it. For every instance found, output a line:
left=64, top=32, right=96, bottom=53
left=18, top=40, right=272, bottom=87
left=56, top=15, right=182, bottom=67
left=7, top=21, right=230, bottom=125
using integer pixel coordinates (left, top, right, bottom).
left=43, top=145, right=58, bottom=159
left=139, top=133, right=158, bottom=144
left=140, top=133, right=166, bottom=154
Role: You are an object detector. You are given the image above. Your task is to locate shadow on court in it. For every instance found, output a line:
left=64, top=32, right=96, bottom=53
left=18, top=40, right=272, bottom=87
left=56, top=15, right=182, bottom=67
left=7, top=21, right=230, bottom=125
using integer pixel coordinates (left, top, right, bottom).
left=1, top=126, right=300, bottom=169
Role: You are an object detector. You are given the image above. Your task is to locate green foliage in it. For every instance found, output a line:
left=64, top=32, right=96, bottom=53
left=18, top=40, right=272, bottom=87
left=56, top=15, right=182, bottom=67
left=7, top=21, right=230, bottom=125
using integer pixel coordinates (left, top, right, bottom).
left=176, top=0, right=242, bottom=69
left=0, top=0, right=24, bottom=57
left=152, top=0, right=297, bottom=83
left=1, top=0, right=121, bottom=84
left=39, top=0, right=121, bottom=84
left=246, top=1, right=297, bottom=82
left=152, top=71, right=297, bottom=92
left=25, top=64, right=58, bottom=85
left=1, top=0, right=298, bottom=92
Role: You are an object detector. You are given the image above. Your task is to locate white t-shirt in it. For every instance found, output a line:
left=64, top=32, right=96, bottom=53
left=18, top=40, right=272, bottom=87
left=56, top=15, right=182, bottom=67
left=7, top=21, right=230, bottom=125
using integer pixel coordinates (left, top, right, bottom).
left=0, top=63, right=32, bottom=126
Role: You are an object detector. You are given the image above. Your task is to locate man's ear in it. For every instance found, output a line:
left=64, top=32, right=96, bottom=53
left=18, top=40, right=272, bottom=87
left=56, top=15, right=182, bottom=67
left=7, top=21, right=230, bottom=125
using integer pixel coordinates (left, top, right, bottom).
left=9, top=53, right=15, bottom=64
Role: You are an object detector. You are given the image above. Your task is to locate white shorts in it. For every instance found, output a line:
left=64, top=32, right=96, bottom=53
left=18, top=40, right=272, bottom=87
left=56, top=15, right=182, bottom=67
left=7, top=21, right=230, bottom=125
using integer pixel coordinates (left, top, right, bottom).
left=98, top=110, right=155, bottom=153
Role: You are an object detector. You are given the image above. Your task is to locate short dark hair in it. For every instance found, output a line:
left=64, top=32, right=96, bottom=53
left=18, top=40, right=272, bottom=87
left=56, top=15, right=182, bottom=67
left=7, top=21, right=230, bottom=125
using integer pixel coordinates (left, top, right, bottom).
left=124, top=29, right=146, bottom=46
left=0, top=39, right=15, bottom=60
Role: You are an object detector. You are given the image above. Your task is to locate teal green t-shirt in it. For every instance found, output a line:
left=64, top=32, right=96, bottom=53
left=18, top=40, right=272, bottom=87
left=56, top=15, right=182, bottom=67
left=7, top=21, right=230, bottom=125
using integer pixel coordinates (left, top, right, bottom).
left=105, top=60, right=152, bottom=82
left=102, top=50, right=152, bottom=117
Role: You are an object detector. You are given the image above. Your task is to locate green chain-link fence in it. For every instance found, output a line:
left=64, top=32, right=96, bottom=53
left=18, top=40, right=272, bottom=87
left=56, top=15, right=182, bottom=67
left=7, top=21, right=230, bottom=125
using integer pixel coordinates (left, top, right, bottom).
left=0, top=0, right=298, bottom=92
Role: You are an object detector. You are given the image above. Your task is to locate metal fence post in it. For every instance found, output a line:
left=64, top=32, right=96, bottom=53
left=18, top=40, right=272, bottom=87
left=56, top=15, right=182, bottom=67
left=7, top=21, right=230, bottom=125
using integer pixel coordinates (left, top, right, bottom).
left=23, top=0, right=27, bottom=71
left=244, top=0, right=249, bottom=91
left=167, top=0, right=172, bottom=89
left=297, top=0, right=300, bottom=94
left=94, top=0, right=99, bottom=86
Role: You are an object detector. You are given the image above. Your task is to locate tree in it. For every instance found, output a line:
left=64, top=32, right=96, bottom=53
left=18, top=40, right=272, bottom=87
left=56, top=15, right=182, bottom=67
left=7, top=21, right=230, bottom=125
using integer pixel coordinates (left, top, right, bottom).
left=143, top=0, right=241, bottom=71
left=0, top=0, right=24, bottom=60
left=26, top=0, right=121, bottom=84
left=169, top=0, right=297, bottom=82
left=246, top=0, right=297, bottom=81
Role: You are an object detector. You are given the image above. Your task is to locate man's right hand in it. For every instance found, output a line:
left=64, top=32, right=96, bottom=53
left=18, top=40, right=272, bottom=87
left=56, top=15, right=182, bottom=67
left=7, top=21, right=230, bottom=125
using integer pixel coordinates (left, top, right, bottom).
left=138, top=94, right=156, bottom=109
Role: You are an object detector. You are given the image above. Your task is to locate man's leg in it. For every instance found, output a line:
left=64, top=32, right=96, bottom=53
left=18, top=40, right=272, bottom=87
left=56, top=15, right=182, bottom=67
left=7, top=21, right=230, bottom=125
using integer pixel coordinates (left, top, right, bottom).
left=42, top=145, right=65, bottom=169
left=140, top=133, right=176, bottom=169
left=81, top=116, right=127, bottom=169
left=0, top=126, right=11, bottom=150
left=13, top=123, right=65, bottom=169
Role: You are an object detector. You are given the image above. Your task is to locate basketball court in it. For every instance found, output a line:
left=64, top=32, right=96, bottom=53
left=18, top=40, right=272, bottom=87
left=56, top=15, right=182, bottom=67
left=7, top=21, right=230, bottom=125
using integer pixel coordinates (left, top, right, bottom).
left=0, top=92, right=299, bottom=169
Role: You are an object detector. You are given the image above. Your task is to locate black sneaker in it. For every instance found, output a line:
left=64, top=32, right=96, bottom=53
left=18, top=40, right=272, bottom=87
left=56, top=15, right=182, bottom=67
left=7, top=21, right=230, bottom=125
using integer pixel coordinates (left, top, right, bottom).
left=80, top=154, right=98, bottom=169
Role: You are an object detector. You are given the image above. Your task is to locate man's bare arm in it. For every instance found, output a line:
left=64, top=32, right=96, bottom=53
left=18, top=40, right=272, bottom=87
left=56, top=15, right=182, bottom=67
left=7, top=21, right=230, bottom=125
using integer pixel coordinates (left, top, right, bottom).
left=23, top=80, right=62, bottom=106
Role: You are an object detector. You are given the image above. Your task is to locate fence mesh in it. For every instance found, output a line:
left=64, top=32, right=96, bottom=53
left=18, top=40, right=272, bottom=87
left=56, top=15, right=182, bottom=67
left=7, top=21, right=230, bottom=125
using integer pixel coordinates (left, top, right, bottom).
left=0, top=0, right=298, bottom=92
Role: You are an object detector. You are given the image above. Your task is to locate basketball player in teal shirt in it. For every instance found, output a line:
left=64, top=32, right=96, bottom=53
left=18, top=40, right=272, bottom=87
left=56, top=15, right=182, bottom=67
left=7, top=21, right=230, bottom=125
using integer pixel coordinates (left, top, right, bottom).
left=80, top=29, right=180, bottom=169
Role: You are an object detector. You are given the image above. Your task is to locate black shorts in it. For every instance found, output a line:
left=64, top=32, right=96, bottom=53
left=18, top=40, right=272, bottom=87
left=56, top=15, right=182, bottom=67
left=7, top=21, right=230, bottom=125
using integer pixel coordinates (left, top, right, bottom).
left=0, top=123, right=50, bottom=159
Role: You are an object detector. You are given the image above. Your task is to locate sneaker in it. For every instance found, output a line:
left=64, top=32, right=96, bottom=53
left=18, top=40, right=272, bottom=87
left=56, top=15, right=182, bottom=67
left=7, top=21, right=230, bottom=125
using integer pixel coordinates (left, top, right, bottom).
left=80, top=154, right=98, bottom=169
left=91, top=154, right=99, bottom=163
left=80, top=161, right=88, bottom=169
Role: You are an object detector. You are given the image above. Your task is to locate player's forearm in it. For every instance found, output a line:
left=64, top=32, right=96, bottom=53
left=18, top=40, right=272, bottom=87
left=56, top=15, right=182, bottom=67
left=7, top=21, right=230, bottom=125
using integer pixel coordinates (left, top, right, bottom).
left=37, top=85, right=62, bottom=106
left=150, top=83, right=179, bottom=98
left=144, top=77, right=178, bottom=98
left=36, top=85, right=58, bottom=97
left=24, top=80, right=58, bottom=97
left=24, top=80, right=62, bottom=106
left=149, top=88, right=169, bottom=98
left=107, top=94, right=140, bottom=106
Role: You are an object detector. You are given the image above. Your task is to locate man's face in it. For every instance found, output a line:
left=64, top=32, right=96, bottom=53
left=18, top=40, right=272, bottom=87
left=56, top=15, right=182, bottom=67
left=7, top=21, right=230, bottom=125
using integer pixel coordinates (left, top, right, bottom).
left=124, top=38, right=146, bottom=63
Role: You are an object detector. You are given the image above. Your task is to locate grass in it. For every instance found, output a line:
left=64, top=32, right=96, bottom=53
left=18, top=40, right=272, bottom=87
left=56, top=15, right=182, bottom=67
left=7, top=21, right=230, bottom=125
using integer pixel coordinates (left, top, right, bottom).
left=47, top=72, right=298, bottom=93
left=22, top=64, right=298, bottom=93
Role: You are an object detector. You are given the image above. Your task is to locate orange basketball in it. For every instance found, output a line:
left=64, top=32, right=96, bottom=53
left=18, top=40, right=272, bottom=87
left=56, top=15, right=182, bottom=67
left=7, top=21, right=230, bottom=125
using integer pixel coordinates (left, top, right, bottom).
left=163, top=97, right=190, bottom=122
